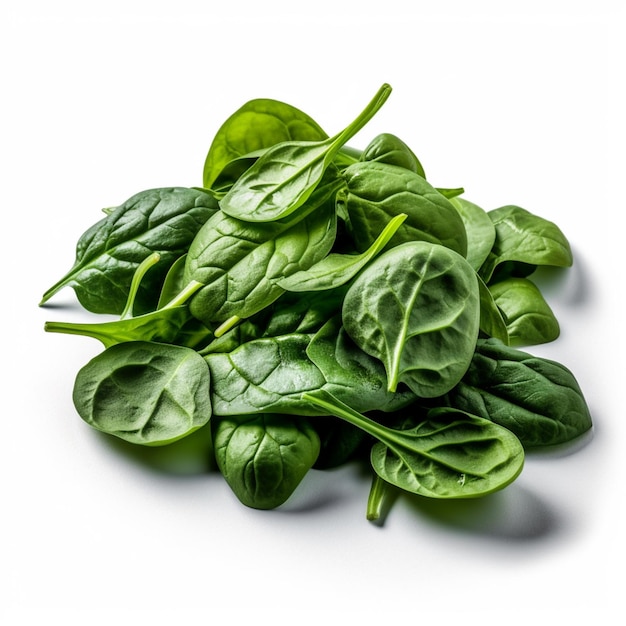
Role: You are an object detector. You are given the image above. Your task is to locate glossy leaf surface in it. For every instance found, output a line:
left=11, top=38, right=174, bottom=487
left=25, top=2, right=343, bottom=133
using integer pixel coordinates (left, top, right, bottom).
left=185, top=181, right=338, bottom=326
left=489, top=277, right=560, bottom=346
left=444, top=338, right=593, bottom=447
left=220, top=84, right=391, bottom=222
left=479, top=205, right=573, bottom=283
left=203, top=98, right=328, bottom=190
left=338, top=161, right=467, bottom=256
left=40, top=188, right=218, bottom=315
left=342, top=241, right=480, bottom=397
left=213, top=413, right=320, bottom=509
left=304, top=390, right=524, bottom=499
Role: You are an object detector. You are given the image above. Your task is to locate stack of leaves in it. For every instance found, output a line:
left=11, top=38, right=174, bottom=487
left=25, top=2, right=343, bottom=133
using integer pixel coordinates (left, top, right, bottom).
left=40, top=83, right=592, bottom=521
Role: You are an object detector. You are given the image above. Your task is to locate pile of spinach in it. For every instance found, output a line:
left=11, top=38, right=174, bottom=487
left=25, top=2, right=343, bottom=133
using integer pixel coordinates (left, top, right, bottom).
left=41, top=83, right=592, bottom=521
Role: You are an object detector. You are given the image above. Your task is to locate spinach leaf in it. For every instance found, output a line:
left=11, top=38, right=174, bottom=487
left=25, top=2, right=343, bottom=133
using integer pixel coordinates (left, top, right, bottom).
left=203, top=98, right=328, bottom=190
left=220, top=83, right=391, bottom=222
left=206, top=323, right=414, bottom=417
left=205, top=148, right=268, bottom=198
left=206, top=334, right=328, bottom=416
left=361, top=132, right=426, bottom=178
left=477, top=273, right=509, bottom=344
left=276, top=213, right=407, bottom=292
left=489, top=277, right=560, bottom=346
left=44, top=253, right=208, bottom=348
left=201, top=286, right=348, bottom=355
left=185, top=176, right=340, bottom=329
left=449, top=197, right=496, bottom=271
left=342, top=241, right=480, bottom=397
left=306, top=316, right=417, bottom=413
left=260, top=286, right=348, bottom=337
left=479, top=205, right=573, bottom=283
left=73, top=341, right=212, bottom=446
left=337, top=161, right=467, bottom=256
left=212, top=413, right=320, bottom=509
left=40, top=187, right=218, bottom=315
left=443, top=338, right=593, bottom=447
left=304, top=390, right=524, bottom=499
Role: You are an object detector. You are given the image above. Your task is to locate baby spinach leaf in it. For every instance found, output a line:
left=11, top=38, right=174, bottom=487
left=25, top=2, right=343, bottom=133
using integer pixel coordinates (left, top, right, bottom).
left=260, top=286, right=348, bottom=337
left=44, top=253, right=207, bottom=348
left=203, top=98, right=328, bottom=190
left=306, top=316, right=417, bottom=413
left=477, top=274, right=509, bottom=344
left=201, top=286, right=349, bottom=355
left=220, top=83, right=391, bottom=222
left=205, top=148, right=268, bottom=198
left=489, top=277, right=560, bottom=346
left=443, top=338, right=593, bottom=447
left=449, top=197, right=496, bottom=271
left=40, top=187, right=219, bottom=315
left=337, top=161, right=468, bottom=256
left=206, top=334, right=328, bottom=416
left=342, top=241, right=480, bottom=397
left=185, top=177, right=339, bottom=328
left=73, top=341, right=212, bottom=446
left=479, top=205, right=573, bottom=283
left=276, top=213, right=407, bottom=292
left=361, top=132, right=426, bottom=178
left=213, top=413, right=320, bottom=509
left=303, top=390, right=524, bottom=499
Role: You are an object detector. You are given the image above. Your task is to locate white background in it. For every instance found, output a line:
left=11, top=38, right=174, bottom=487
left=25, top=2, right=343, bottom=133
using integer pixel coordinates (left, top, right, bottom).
left=2, top=1, right=624, bottom=623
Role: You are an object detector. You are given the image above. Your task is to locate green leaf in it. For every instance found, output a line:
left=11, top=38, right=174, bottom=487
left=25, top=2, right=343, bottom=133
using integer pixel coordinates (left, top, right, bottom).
left=337, top=161, right=468, bottom=257
left=477, top=273, right=509, bottom=344
left=40, top=187, right=218, bottom=315
left=479, top=205, right=573, bottom=283
left=206, top=334, right=328, bottom=416
left=303, top=390, right=525, bottom=499
left=203, top=98, right=328, bottom=190
left=220, top=83, right=392, bottom=222
left=73, top=341, right=212, bottom=446
left=212, top=413, right=320, bottom=509
left=342, top=241, right=480, bottom=397
left=277, top=213, right=407, bottom=292
left=185, top=177, right=339, bottom=327
left=306, top=316, right=417, bottom=413
left=449, top=196, right=496, bottom=271
left=360, top=132, right=425, bottom=178
left=444, top=338, right=593, bottom=447
left=489, top=277, right=560, bottom=346
left=44, top=256, right=205, bottom=348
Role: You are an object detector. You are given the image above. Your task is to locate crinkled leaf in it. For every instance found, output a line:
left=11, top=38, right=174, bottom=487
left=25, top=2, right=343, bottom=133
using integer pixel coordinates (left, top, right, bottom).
left=444, top=338, right=593, bottom=447
left=479, top=205, right=573, bottom=283
left=213, top=413, right=320, bottom=509
left=303, top=390, right=524, bottom=499
left=73, top=341, right=212, bottom=446
left=337, top=161, right=467, bottom=256
left=185, top=180, right=339, bottom=327
left=343, top=241, right=480, bottom=397
left=40, top=187, right=218, bottom=314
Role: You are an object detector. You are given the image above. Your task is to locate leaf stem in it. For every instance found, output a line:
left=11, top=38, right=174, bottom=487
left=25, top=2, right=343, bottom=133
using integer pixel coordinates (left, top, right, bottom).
left=329, top=83, right=392, bottom=151
left=120, top=252, right=161, bottom=319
